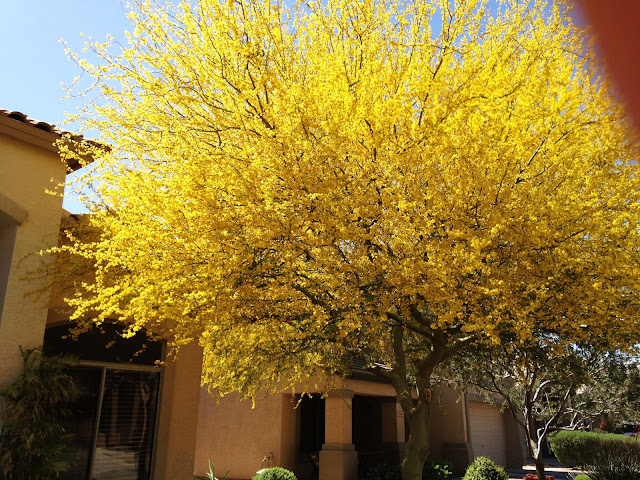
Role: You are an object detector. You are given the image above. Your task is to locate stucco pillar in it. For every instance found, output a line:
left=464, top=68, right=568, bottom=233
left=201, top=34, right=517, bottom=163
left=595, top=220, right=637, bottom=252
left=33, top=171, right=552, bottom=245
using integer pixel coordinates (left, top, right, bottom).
left=381, top=399, right=405, bottom=443
left=153, top=342, right=203, bottom=479
left=381, top=399, right=406, bottom=462
left=319, top=389, right=358, bottom=480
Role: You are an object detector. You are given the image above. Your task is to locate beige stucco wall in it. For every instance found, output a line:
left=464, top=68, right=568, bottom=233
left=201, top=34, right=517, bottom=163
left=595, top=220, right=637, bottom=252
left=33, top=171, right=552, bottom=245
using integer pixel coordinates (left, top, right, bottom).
left=426, top=386, right=473, bottom=473
left=429, top=386, right=468, bottom=454
left=0, top=129, right=66, bottom=390
left=194, top=379, right=395, bottom=479
left=504, top=409, right=527, bottom=468
left=195, top=390, right=293, bottom=479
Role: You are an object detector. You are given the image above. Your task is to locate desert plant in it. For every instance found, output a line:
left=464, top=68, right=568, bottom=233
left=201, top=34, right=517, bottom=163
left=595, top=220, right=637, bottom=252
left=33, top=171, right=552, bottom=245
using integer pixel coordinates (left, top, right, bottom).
left=463, top=457, right=509, bottom=480
left=361, top=463, right=403, bottom=480
left=589, top=442, right=640, bottom=480
left=423, top=459, right=453, bottom=480
left=196, top=461, right=229, bottom=480
left=0, top=347, right=79, bottom=480
left=252, top=466, right=297, bottom=480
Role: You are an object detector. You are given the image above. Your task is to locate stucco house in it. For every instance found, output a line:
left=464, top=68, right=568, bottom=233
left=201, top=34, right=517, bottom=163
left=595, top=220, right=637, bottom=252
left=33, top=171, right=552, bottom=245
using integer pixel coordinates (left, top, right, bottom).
left=0, top=110, right=202, bottom=479
left=0, top=109, right=526, bottom=480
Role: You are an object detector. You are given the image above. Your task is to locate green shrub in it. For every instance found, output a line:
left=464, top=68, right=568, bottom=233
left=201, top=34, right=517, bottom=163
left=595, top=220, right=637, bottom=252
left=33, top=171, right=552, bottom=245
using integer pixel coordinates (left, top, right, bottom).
left=548, top=431, right=640, bottom=468
left=360, top=460, right=452, bottom=480
left=0, top=348, right=79, bottom=480
left=590, top=441, right=640, bottom=480
left=252, top=467, right=297, bottom=480
left=423, top=459, right=453, bottom=480
left=572, top=475, right=591, bottom=480
left=463, top=457, right=508, bottom=480
left=361, top=463, right=402, bottom=480
left=549, top=431, right=599, bottom=467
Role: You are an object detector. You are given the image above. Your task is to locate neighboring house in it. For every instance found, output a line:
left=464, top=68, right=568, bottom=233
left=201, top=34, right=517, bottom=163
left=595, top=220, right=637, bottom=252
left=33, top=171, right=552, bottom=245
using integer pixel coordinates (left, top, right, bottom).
left=0, top=109, right=526, bottom=480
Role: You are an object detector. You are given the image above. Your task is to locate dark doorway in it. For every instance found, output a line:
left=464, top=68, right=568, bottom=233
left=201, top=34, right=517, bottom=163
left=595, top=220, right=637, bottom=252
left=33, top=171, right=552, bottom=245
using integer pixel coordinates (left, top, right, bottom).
left=299, top=394, right=325, bottom=453
left=298, top=394, right=325, bottom=480
left=353, top=395, right=384, bottom=469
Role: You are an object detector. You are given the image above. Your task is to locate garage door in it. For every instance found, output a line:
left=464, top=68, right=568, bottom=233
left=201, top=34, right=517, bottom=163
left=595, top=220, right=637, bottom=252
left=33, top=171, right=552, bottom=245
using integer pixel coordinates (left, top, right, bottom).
left=468, top=401, right=506, bottom=466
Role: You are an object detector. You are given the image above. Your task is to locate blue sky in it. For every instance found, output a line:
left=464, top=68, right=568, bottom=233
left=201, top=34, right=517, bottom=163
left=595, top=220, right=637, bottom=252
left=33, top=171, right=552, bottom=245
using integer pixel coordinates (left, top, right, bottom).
left=0, top=1, right=132, bottom=124
left=0, top=1, right=134, bottom=212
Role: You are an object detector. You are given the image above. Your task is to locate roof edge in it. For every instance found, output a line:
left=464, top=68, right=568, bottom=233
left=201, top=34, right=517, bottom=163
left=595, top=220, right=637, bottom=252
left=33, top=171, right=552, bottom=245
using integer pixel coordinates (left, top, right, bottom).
left=0, top=110, right=103, bottom=172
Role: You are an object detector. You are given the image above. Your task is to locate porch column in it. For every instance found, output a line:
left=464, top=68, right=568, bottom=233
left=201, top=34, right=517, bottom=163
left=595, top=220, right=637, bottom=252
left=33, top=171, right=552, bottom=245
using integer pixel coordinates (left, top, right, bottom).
left=319, top=389, right=358, bottom=480
left=381, top=399, right=406, bottom=462
left=153, top=342, right=203, bottom=479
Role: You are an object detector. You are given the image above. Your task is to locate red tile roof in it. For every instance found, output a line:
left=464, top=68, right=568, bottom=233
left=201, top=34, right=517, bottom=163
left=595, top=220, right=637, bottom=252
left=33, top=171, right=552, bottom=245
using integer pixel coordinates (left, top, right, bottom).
left=0, top=109, right=84, bottom=139
left=0, top=109, right=102, bottom=171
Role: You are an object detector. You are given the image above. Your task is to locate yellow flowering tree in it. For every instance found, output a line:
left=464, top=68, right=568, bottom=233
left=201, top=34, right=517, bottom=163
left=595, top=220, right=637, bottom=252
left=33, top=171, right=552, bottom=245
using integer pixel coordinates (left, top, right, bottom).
left=60, top=0, right=640, bottom=478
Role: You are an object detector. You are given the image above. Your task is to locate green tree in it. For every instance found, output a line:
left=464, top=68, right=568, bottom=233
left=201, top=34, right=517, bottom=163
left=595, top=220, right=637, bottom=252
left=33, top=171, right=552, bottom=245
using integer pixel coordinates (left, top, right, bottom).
left=449, top=342, right=638, bottom=480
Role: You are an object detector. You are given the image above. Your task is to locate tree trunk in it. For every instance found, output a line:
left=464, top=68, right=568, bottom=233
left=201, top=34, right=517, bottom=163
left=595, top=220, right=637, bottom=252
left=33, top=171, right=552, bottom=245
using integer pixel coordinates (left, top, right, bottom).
left=380, top=323, right=446, bottom=480
left=401, top=399, right=432, bottom=480
left=533, top=453, right=546, bottom=480
left=524, top=393, right=547, bottom=480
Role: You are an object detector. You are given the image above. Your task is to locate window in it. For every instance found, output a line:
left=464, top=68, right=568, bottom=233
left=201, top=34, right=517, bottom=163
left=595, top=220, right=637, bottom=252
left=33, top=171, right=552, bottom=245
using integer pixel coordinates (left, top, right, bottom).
left=0, top=193, right=27, bottom=325
left=45, top=324, right=162, bottom=480
left=0, top=211, right=18, bottom=323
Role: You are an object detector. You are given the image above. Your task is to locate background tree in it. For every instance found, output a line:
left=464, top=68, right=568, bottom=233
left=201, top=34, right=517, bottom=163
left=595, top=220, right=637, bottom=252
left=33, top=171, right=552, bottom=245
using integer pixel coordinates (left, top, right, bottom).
left=448, top=340, right=635, bottom=480
left=58, top=0, right=640, bottom=478
left=569, top=355, right=640, bottom=433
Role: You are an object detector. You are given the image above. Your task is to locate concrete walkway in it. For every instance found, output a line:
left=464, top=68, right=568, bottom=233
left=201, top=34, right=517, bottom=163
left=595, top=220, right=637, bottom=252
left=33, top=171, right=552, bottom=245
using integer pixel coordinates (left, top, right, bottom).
left=506, top=459, right=583, bottom=480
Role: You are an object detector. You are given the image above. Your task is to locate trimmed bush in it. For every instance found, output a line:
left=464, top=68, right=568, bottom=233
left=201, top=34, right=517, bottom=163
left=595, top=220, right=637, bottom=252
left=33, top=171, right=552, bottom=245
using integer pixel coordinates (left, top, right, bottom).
left=548, top=431, right=640, bottom=468
left=252, top=467, right=297, bottom=480
left=572, top=475, right=591, bottom=480
left=549, top=431, right=597, bottom=467
left=463, top=457, right=508, bottom=480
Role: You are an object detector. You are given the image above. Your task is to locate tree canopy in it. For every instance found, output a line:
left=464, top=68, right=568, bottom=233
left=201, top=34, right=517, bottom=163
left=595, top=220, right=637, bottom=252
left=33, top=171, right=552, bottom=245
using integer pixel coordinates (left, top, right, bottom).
left=59, top=0, right=640, bottom=477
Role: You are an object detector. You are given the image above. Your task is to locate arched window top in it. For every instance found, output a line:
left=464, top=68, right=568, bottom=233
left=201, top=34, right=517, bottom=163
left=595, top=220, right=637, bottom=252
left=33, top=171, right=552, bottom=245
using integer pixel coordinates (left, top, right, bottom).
left=44, top=322, right=163, bottom=366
